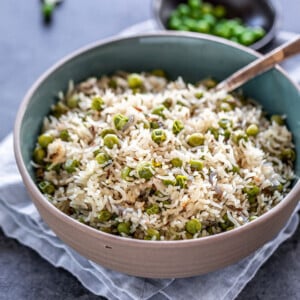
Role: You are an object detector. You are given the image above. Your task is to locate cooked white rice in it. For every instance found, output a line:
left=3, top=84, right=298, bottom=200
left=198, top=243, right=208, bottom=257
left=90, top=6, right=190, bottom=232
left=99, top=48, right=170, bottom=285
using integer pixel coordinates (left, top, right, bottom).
left=33, top=71, right=295, bottom=240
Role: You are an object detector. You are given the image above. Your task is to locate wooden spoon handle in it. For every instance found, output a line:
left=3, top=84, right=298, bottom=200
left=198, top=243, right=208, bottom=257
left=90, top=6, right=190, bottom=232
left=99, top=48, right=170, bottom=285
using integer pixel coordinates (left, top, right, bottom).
left=215, top=36, right=300, bottom=93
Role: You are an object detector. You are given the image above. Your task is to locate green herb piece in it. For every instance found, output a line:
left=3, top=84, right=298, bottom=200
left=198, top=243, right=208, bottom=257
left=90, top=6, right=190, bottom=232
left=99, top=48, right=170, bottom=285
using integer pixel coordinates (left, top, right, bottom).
left=91, top=96, right=104, bottom=111
left=136, top=162, right=155, bottom=180
left=172, top=120, right=184, bottom=134
left=113, top=113, right=129, bottom=130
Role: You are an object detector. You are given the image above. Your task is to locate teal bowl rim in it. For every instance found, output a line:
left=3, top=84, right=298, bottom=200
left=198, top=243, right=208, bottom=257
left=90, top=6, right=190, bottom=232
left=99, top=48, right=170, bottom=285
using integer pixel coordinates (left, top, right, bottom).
left=14, top=31, right=300, bottom=247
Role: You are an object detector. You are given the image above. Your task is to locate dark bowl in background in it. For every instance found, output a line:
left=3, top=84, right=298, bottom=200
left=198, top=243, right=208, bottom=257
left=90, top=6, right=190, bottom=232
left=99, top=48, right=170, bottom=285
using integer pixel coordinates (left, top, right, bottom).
left=152, top=0, right=279, bottom=50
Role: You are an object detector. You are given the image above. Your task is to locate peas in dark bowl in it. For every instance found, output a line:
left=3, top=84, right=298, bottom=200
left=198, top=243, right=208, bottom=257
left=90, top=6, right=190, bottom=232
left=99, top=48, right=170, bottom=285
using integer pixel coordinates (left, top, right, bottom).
left=153, top=0, right=278, bottom=50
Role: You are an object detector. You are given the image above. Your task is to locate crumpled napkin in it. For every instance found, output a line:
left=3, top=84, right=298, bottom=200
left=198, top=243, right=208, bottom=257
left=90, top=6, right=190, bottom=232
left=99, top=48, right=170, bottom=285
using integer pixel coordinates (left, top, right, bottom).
left=0, top=20, right=299, bottom=300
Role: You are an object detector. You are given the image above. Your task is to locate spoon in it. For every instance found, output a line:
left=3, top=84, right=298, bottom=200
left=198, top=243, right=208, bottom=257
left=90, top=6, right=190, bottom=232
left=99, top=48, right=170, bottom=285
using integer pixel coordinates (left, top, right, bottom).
left=215, top=36, right=300, bottom=93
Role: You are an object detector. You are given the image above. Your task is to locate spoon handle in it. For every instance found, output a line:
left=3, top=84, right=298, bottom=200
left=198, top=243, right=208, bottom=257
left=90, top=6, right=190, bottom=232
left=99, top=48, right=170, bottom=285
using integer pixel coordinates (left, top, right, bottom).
left=215, top=36, right=300, bottom=93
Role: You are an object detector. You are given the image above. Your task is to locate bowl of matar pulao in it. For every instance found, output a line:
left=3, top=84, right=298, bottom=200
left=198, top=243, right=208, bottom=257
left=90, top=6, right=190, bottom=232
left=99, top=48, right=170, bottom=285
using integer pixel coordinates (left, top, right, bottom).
left=14, top=32, right=300, bottom=278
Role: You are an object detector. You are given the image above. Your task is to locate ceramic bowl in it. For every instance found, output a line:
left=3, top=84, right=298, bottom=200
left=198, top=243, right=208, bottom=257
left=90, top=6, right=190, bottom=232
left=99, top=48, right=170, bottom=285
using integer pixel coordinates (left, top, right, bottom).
left=14, top=33, right=300, bottom=278
left=152, top=0, right=278, bottom=50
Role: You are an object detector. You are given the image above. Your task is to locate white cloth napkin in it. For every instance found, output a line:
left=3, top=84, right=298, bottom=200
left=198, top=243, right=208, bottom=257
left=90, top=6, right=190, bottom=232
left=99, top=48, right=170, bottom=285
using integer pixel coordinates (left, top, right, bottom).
left=0, top=20, right=299, bottom=300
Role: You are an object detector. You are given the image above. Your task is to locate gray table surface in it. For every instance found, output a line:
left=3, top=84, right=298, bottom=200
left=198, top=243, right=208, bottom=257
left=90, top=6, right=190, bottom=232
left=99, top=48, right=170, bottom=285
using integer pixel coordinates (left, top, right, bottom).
left=0, top=1, right=299, bottom=299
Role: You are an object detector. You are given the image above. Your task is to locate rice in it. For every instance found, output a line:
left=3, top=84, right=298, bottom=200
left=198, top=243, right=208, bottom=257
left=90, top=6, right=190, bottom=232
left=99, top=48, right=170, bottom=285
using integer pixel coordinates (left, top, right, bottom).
left=32, top=71, right=295, bottom=240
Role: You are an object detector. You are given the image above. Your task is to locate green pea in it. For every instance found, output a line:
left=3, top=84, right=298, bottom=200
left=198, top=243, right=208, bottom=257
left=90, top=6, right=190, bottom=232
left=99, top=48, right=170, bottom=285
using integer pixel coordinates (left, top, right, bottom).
left=64, top=159, right=79, bottom=173
left=33, top=147, right=46, bottom=164
left=177, top=4, right=191, bottom=16
left=142, top=121, right=150, bottom=129
left=213, top=5, right=226, bottom=18
left=194, top=92, right=203, bottom=99
left=189, top=159, right=204, bottom=171
left=219, top=214, right=234, bottom=230
left=172, top=120, right=184, bottom=135
left=162, top=179, right=176, bottom=186
left=152, top=106, right=166, bottom=119
left=246, top=124, right=259, bottom=136
left=249, top=216, right=258, bottom=222
left=95, top=152, right=111, bottom=165
left=151, top=129, right=167, bottom=144
left=271, top=115, right=285, bottom=125
left=100, top=128, right=117, bottom=138
left=170, top=158, right=183, bottom=168
left=188, top=0, right=201, bottom=9
left=281, top=148, right=296, bottom=162
left=214, top=23, right=232, bottom=39
left=38, top=181, right=55, bottom=195
left=231, top=24, right=245, bottom=37
left=185, top=219, right=202, bottom=234
left=52, top=102, right=68, bottom=118
left=252, top=27, right=266, bottom=39
left=127, top=73, right=143, bottom=89
left=146, top=204, right=160, bottom=215
left=113, top=113, right=129, bottom=130
left=103, top=134, right=120, bottom=149
left=202, top=14, right=216, bottom=27
left=218, top=118, right=232, bottom=129
left=67, top=95, right=79, bottom=108
left=38, top=134, right=54, bottom=148
left=201, top=2, right=213, bottom=14
left=220, top=222, right=229, bottom=230
left=59, top=129, right=71, bottom=141
left=117, top=222, right=131, bottom=235
left=243, top=185, right=260, bottom=203
left=121, top=166, right=133, bottom=181
left=162, top=98, right=172, bottom=109
left=136, top=162, right=155, bottom=180
left=219, top=102, right=232, bottom=112
left=151, top=69, right=166, bottom=78
left=195, top=20, right=211, bottom=33
left=150, top=121, right=160, bottom=129
left=98, top=210, right=112, bottom=222
left=183, top=18, right=198, bottom=31
left=232, top=131, right=248, bottom=144
left=187, top=133, right=205, bottom=147
left=168, top=17, right=182, bottom=30
left=175, top=175, right=188, bottom=188
left=239, top=31, right=256, bottom=46
left=91, top=96, right=104, bottom=111
left=190, top=9, right=201, bottom=20
left=144, top=228, right=160, bottom=240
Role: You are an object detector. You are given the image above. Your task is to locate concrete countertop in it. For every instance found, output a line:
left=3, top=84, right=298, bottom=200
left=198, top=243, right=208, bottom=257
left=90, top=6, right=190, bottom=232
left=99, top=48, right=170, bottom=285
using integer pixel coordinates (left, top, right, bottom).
left=0, top=1, right=299, bottom=299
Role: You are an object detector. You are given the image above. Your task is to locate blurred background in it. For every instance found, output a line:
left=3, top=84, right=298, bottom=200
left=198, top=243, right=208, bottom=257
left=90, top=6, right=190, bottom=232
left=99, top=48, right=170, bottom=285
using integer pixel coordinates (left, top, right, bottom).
left=0, top=1, right=299, bottom=299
